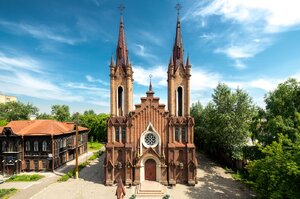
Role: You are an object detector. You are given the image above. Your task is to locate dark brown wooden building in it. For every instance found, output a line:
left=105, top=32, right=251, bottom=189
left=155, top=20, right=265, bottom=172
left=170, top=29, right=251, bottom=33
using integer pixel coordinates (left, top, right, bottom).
left=104, top=14, right=197, bottom=186
left=0, top=120, right=88, bottom=176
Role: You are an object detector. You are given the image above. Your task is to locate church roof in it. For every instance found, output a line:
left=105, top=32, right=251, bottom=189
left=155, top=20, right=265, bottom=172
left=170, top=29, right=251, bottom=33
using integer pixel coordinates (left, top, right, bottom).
left=0, top=120, right=88, bottom=136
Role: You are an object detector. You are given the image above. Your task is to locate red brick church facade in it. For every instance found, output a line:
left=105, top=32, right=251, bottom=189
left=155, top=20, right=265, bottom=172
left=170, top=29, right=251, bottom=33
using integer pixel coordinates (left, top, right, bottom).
left=104, top=14, right=197, bottom=186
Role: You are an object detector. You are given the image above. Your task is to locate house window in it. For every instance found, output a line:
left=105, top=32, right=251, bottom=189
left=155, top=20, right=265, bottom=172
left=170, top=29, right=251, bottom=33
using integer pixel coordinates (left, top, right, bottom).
left=2, top=141, right=6, bottom=152
left=34, top=141, right=39, bottom=151
left=115, top=126, right=120, bottom=142
left=121, top=126, right=126, bottom=143
left=26, top=141, right=30, bottom=151
left=42, top=141, right=47, bottom=151
left=63, top=139, right=67, bottom=147
left=175, top=127, right=180, bottom=142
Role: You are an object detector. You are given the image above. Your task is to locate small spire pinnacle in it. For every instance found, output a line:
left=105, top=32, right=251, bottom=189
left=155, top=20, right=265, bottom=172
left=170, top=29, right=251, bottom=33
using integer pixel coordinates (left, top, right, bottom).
left=110, top=54, right=115, bottom=66
left=186, top=54, right=190, bottom=66
left=169, top=55, right=174, bottom=65
left=149, top=74, right=153, bottom=91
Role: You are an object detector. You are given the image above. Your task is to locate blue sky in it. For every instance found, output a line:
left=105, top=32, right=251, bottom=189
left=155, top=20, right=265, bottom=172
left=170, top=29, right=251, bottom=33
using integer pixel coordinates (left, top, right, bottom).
left=0, top=0, right=300, bottom=114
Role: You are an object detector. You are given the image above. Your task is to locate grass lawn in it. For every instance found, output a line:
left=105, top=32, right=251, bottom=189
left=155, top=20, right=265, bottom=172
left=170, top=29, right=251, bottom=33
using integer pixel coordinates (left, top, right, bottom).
left=6, top=174, right=44, bottom=182
left=0, top=188, right=17, bottom=199
left=88, top=142, right=103, bottom=151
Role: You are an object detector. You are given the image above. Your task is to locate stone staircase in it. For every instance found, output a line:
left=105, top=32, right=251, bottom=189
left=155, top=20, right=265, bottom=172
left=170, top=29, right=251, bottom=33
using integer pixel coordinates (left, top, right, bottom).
left=134, top=180, right=168, bottom=199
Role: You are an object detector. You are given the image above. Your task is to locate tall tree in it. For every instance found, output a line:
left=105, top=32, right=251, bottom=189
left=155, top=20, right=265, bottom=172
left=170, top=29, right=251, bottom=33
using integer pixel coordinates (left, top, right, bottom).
left=0, top=101, right=38, bottom=121
left=256, top=78, right=300, bottom=145
left=51, top=105, right=70, bottom=122
left=200, top=83, right=256, bottom=159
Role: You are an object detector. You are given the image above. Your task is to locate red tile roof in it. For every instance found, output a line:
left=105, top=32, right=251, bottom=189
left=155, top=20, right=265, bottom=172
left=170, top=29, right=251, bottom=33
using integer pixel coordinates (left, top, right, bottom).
left=0, top=120, right=88, bottom=136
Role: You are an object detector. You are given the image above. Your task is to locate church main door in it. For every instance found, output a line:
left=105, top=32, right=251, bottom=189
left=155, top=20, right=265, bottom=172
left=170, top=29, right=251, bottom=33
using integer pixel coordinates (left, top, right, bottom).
left=145, top=159, right=156, bottom=181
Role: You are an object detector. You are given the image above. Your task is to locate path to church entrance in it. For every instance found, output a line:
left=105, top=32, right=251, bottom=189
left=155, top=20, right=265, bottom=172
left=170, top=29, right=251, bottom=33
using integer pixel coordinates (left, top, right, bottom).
left=29, top=150, right=255, bottom=199
left=168, top=153, right=256, bottom=199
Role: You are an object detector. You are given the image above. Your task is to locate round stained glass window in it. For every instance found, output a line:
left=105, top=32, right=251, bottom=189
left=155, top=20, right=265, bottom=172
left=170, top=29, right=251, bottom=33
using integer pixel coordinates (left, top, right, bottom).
left=145, top=133, right=156, bottom=146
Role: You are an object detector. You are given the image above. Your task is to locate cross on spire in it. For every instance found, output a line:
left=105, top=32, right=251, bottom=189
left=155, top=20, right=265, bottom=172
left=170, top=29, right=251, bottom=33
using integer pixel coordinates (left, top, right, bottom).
left=118, top=4, right=125, bottom=15
left=175, top=3, right=182, bottom=16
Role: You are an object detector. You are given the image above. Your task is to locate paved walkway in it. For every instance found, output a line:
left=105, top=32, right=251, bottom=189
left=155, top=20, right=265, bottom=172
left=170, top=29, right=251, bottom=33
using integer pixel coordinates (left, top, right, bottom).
left=169, top=153, right=256, bottom=199
left=29, top=151, right=255, bottom=199
left=0, top=151, right=93, bottom=199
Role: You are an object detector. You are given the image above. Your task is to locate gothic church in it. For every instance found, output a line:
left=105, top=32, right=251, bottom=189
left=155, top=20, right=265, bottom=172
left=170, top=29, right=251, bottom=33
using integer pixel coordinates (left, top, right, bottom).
left=104, top=13, right=197, bottom=186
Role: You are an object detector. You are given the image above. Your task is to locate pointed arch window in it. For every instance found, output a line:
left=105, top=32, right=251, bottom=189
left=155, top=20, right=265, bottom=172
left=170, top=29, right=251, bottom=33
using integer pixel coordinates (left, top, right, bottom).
left=117, top=86, right=124, bottom=116
left=177, top=87, right=183, bottom=116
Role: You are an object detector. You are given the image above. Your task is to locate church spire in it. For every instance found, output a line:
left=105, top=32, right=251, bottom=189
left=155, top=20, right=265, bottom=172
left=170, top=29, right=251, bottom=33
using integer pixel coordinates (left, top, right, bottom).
left=172, top=4, right=184, bottom=69
left=116, top=15, right=128, bottom=68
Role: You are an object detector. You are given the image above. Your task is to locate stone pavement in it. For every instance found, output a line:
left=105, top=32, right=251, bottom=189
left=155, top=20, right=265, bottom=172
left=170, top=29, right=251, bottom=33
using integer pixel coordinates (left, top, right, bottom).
left=168, top=153, right=256, bottom=199
left=2, top=147, right=255, bottom=199
left=0, top=151, right=94, bottom=199
left=29, top=151, right=255, bottom=199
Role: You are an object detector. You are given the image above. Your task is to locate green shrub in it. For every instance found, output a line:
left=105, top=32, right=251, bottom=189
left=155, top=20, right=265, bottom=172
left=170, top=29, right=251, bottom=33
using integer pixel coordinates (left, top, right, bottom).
left=246, top=134, right=300, bottom=198
left=0, top=188, right=17, bottom=198
left=6, top=174, right=44, bottom=182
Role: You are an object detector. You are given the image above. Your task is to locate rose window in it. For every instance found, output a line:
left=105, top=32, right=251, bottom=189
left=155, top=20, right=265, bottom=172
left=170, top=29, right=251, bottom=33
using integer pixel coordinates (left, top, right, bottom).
left=145, top=133, right=156, bottom=146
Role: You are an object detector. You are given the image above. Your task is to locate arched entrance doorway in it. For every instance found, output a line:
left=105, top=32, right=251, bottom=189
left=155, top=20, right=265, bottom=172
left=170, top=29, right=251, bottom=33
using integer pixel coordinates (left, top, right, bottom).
left=144, top=159, right=156, bottom=181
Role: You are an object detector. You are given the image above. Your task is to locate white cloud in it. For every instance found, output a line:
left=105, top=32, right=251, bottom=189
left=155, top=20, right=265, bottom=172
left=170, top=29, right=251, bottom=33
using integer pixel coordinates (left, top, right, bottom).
left=0, top=20, right=82, bottom=45
left=0, top=53, right=42, bottom=73
left=131, top=44, right=157, bottom=59
left=133, top=65, right=167, bottom=87
left=85, top=75, right=109, bottom=86
left=190, top=0, right=300, bottom=33
left=185, top=0, right=300, bottom=69
left=190, top=68, right=222, bottom=91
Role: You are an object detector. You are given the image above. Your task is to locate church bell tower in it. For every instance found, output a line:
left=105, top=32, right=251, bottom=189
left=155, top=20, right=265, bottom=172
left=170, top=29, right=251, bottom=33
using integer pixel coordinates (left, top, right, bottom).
left=167, top=15, right=191, bottom=117
left=110, top=15, right=133, bottom=116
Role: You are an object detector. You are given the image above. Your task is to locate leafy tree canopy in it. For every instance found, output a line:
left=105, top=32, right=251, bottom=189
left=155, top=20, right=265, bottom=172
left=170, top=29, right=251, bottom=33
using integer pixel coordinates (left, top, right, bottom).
left=51, top=105, right=70, bottom=122
left=0, top=101, right=38, bottom=121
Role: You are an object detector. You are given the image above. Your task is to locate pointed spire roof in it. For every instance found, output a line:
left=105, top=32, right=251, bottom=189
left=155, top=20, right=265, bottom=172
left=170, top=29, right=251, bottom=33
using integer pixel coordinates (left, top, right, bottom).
left=186, top=54, right=190, bottom=66
left=116, top=15, right=128, bottom=68
left=172, top=15, right=184, bottom=68
left=110, top=54, right=115, bottom=66
left=169, top=55, right=174, bottom=66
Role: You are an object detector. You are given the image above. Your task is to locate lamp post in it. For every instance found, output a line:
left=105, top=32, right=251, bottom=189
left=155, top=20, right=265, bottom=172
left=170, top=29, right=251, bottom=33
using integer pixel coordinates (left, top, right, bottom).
left=75, top=122, right=79, bottom=179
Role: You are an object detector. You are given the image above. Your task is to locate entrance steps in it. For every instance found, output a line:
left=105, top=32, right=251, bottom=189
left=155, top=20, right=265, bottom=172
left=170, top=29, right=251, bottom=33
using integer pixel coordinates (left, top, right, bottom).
left=135, top=180, right=168, bottom=198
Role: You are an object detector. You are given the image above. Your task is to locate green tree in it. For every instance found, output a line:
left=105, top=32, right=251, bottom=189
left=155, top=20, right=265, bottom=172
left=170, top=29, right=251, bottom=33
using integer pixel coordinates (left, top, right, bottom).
left=191, top=101, right=204, bottom=149
left=0, top=101, right=38, bottom=121
left=0, top=119, right=8, bottom=126
left=246, top=133, right=300, bottom=198
left=256, top=78, right=300, bottom=145
left=200, top=84, right=256, bottom=159
left=79, top=113, right=109, bottom=142
left=51, top=105, right=70, bottom=122
left=36, top=113, right=54, bottom=120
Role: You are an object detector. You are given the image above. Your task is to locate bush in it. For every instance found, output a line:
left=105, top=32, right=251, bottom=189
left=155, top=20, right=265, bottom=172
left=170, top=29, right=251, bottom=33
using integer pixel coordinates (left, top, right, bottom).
left=0, top=188, right=17, bottom=198
left=246, top=134, right=300, bottom=198
left=6, top=174, right=44, bottom=182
